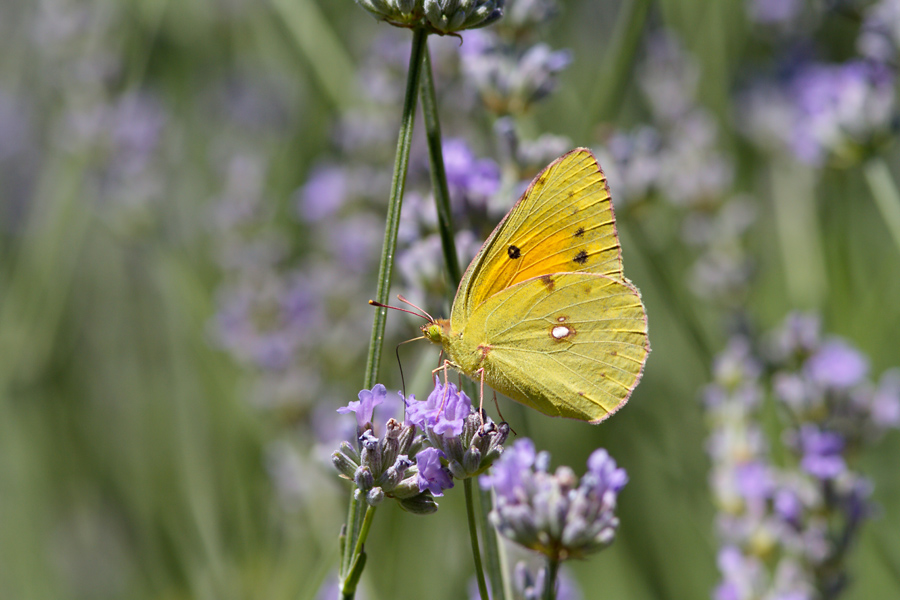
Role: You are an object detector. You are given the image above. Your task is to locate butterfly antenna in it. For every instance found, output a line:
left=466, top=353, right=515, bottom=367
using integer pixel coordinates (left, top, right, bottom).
left=396, top=294, right=435, bottom=323
left=368, top=297, right=433, bottom=323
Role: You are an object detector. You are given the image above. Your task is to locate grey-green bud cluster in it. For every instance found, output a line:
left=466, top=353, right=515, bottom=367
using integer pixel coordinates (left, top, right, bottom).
left=426, top=410, right=509, bottom=480
left=354, top=0, right=503, bottom=34
left=332, top=418, right=432, bottom=510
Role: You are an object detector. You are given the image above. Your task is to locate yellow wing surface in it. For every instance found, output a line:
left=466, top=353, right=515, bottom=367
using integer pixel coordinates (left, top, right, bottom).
left=451, top=148, right=624, bottom=332
left=448, top=272, right=648, bottom=423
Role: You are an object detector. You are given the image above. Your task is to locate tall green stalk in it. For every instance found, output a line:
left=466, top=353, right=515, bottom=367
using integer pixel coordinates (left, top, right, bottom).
left=362, top=27, right=428, bottom=390
left=341, top=27, right=428, bottom=600
left=863, top=157, right=900, bottom=258
left=420, top=45, right=462, bottom=286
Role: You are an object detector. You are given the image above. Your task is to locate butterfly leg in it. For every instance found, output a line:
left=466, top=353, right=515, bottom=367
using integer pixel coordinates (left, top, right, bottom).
left=473, top=367, right=486, bottom=429
left=430, top=360, right=455, bottom=417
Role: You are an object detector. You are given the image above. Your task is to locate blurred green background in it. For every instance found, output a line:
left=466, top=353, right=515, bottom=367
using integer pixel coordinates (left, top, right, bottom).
left=1, top=0, right=899, bottom=599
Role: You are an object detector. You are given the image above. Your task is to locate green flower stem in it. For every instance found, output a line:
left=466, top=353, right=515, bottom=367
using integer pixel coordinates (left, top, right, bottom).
left=363, top=26, right=428, bottom=390
left=341, top=502, right=377, bottom=599
left=340, top=491, right=361, bottom=579
left=421, top=44, right=462, bottom=285
left=342, top=27, right=427, bottom=600
left=543, top=555, right=561, bottom=600
left=465, top=479, right=490, bottom=600
left=863, top=157, right=900, bottom=258
left=770, top=159, right=826, bottom=309
left=479, top=485, right=507, bottom=600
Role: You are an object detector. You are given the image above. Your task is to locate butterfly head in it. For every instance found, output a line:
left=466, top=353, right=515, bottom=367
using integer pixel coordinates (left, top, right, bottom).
left=421, top=319, right=451, bottom=346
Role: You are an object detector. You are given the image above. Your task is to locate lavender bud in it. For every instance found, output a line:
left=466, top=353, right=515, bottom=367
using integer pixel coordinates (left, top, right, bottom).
left=332, top=450, right=358, bottom=480
left=366, top=487, right=385, bottom=506
left=354, top=465, right=375, bottom=493
left=398, top=491, right=439, bottom=515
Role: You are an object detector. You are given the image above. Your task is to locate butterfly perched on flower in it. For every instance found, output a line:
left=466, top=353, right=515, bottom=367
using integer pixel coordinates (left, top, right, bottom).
left=422, top=148, right=649, bottom=423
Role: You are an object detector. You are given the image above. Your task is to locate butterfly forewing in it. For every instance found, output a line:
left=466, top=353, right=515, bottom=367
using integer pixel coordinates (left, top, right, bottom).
left=452, top=148, right=625, bottom=331
left=463, top=272, right=649, bottom=422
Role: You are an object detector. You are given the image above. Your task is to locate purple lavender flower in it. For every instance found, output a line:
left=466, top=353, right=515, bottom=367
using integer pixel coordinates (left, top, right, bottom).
left=746, top=0, right=803, bottom=26
left=338, top=384, right=387, bottom=429
left=797, top=425, right=846, bottom=480
left=804, top=339, right=869, bottom=390
left=871, top=369, right=900, bottom=428
left=442, top=138, right=500, bottom=209
left=407, top=379, right=508, bottom=480
left=480, top=439, right=626, bottom=559
left=297, top=163, right=348, bottom=223
left=415, top=447, right=454, bottom=496
left=332, top=387, right=431, bottom=510
left=858, top=0, right=900, bottom=63
left=406, top=379, right=471, bottom=437
left=461, top=34, right=572, bottom=115
left=790, top=60, right=895, bottom=166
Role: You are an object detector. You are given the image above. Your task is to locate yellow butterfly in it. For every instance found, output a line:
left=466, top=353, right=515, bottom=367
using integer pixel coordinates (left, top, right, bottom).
left=421, top=148, right=649, bottom=423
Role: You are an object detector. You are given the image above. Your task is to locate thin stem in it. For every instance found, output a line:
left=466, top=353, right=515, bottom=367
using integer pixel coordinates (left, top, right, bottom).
left=769, top=159, right=827, bottom=309
left=353, top=505, right=378, bottom=559
left=863, top=157, right=900, bottom=257
left=340, top=492, right=361, bottom=578
left=479, top=485, right=507, bottom=600
left=340, top=27, right=428, bottom=600
left=543, top=555, right=560, bottom=600
left=465, top=479, right=490, bottom=600
left=420, top=44, right=462, bottom=285
left=363, top=27, right=428, bottom=390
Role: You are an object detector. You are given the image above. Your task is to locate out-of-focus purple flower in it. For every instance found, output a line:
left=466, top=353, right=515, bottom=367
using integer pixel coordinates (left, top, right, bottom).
left=602, top=126, right=662, bottom=205
left=858, top=0, right=900, bottom=63
left=298, top=163, right=348, bottom=223
left=638, top=33, right=699, bottom=123
left=768, top=312, right=820, bottom=361
left=797, top=426, right=846, bottom=480
left=790, top=60, right=895, bottom=166
left=416, top=447, right=454, bottom=496
left=462, top=37, right=572, bottom=115
left=714, top=546, right=765, bottom=600
left=746, top=0, right=802, bottom=25
left=804, top=339, right=869, bottom=390
left=442, top=138, right=500, bottom=208
left=213, top=272, right=320, bottom=371
left=871, top=369, right=900, bottom=428
left=735, top=461, right=773, bottom=505
left=338, top=384, right=387, bottom=429
left=480, top=437, right=536, bottom=499
left=481, top=439, right=625, bottom=559
left=406, top=379, right=472, bottom=437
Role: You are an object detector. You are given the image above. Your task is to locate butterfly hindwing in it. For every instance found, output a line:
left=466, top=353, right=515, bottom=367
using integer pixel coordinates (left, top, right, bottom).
left=451, top=148, right=624, bottom=331
left=460, top=272, right=649, bottom=423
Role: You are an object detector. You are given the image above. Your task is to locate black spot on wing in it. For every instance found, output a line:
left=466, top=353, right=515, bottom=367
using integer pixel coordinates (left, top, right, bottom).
left=573, top=250, right=589, bottom=265
left=574, top=227, right=585, bottom=238
left=540, top=275, right=555, bottom=290
left=508, top=245, right=521, bottom=259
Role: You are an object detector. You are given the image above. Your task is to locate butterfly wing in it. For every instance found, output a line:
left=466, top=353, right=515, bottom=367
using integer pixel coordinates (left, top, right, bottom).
left=451, top=148, right=624, bottom=332
left=459, top=272, right=649, bottom=423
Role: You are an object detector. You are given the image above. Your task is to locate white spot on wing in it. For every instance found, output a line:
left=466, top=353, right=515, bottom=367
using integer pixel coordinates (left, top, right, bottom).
left=552, top=325, right=571, bottom=339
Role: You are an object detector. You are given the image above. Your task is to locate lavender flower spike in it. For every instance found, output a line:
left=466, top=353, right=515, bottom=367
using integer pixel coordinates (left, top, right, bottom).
left=481, top=439, right=626, bottom=560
